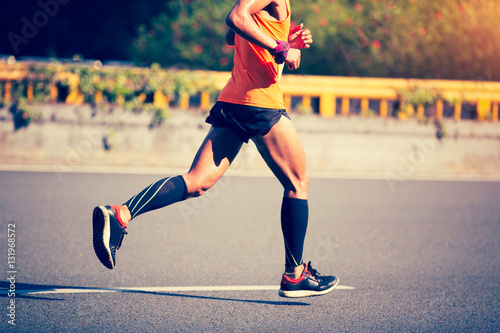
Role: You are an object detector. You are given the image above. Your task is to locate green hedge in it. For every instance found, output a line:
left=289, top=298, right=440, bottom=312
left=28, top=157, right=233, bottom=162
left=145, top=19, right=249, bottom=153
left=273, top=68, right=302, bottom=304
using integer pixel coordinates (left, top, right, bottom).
left=3, top=62, right=220, bottom=129
left=6, top=63, right=218, bottom=106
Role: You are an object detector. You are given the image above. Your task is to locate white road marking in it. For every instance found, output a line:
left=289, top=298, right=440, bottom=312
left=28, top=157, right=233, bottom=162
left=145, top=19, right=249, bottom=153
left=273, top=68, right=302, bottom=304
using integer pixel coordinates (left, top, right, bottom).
left=0, top=285, right=355, bottom=295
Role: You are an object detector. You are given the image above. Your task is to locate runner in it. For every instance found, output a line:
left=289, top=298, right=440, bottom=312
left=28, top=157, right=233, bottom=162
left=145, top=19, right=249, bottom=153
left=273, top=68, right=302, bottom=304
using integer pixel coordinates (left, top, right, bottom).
left=93, top=0, right=339, bottom=298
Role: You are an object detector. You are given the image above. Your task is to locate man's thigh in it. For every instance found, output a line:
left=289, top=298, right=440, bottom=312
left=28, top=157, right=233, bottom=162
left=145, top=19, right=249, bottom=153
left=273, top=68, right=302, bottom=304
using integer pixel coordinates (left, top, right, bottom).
left=184, top=126, right=243, bottom=195
left=251, top=116, right=308, bottom=198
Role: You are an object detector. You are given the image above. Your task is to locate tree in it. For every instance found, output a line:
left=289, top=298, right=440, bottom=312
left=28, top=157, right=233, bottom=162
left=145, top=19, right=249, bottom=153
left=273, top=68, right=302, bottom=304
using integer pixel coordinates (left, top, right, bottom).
left=130, top=0, right=500, bottom=80
left=295, top=0, right=500, bottom=80
left=131, top=0, right=235, bottom=70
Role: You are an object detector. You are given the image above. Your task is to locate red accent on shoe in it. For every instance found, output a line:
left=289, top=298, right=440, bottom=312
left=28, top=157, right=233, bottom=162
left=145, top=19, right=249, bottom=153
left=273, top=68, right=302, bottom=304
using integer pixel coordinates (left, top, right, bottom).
left=282, top=263, right=308, bottom=284
left=110, top=205, right=127, bottom=228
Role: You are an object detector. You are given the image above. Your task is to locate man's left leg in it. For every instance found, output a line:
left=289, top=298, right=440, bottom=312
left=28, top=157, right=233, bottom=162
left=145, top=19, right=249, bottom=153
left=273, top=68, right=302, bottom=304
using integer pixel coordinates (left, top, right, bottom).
left=252, top=116, right=339, bottom=298
left=252, top=116, right=309, bottom=272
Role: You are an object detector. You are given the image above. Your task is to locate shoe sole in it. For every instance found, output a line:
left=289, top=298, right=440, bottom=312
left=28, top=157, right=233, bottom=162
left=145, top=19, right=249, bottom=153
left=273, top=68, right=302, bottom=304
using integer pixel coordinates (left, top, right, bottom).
left=92, top=206, right=114, bottom=269
left=278, top=277, right=340, bottom=298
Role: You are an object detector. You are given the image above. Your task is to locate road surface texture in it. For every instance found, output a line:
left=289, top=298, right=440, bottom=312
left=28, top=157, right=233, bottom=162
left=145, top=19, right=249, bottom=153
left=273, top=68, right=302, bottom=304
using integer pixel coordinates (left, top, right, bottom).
left=0, top=170, right=499, bottom=332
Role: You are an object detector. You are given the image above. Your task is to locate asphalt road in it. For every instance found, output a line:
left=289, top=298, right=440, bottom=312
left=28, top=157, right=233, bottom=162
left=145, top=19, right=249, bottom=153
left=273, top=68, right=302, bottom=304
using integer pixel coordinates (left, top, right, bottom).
left=0, top=170, right=499, bottom=332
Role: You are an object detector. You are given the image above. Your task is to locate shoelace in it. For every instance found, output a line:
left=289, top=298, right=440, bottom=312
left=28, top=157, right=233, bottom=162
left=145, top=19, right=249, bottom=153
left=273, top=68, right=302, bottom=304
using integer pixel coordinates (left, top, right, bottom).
left=117, top=229, right=128, bottom=250
left=306, top=261, right=325, bottom=283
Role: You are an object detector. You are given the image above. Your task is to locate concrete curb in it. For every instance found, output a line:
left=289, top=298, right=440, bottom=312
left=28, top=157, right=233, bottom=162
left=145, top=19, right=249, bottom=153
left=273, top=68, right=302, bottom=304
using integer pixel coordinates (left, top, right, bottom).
left=1, top=105, right=500, bottom=179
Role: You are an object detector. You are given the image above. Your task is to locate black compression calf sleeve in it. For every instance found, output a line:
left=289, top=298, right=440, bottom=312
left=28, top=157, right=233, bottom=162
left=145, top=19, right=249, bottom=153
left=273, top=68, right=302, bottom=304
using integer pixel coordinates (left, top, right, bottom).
left=281, top=197, right=309, bottom=268
left=124, top=175, right=188, bottom=220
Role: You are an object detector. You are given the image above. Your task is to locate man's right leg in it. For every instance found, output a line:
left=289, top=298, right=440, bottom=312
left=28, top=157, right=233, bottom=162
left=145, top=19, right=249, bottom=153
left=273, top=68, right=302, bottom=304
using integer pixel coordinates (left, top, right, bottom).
left=92, top=126, right=243, bottom=269
left=120, top=126, right=243, bottom=222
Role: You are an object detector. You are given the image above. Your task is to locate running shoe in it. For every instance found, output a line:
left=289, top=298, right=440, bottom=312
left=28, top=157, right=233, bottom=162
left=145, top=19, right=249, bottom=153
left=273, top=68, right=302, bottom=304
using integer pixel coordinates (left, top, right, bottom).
left=278, top=261, right=339, bottom=298
left=92, top=205, right=127, bottom=269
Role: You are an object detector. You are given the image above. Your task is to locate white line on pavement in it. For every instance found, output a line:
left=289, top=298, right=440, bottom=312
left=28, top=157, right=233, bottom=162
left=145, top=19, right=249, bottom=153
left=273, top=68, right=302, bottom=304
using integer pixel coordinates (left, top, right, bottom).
left=0, top=285, right=355, bottom=295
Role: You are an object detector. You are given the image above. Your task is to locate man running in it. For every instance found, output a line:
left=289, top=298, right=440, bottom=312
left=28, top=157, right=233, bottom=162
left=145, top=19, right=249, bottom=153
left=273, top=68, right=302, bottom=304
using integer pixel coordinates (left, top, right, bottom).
left=92, top=0, right=339, bottom=298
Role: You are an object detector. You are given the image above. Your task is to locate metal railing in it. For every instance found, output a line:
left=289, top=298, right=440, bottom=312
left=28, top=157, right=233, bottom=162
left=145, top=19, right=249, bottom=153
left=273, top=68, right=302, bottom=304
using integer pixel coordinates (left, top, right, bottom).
left=1, top=60, right=499, bottom=122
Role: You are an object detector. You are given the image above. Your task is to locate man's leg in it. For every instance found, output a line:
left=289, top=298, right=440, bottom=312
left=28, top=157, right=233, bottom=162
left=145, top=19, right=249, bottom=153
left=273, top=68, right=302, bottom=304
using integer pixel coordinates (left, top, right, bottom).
left=120, top=126, right=243, bottom=223
left=183, top=126, right=244, bottom=196
left=93, top=126, right=243, bottom=269
left=252, top=116, right=338, bottom=297
left=252, top=116, right=309, bottom=275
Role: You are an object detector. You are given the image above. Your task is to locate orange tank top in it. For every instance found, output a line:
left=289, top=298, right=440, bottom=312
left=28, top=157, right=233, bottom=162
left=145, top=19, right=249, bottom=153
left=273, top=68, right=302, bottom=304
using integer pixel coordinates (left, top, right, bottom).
left=218, top=0, right=291, bottom=109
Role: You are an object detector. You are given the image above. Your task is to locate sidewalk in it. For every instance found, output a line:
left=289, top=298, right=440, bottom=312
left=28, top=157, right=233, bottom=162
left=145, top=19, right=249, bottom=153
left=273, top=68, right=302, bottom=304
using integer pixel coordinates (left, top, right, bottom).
left=0, top=104, right=499, bottom=179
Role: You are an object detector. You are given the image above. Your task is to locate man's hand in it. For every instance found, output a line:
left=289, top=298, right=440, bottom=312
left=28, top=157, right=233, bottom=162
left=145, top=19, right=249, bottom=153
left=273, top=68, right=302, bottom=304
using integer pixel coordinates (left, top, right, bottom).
left=288, top=23, right=313, bottom=50
left=285, top=48, right=301, bottom=70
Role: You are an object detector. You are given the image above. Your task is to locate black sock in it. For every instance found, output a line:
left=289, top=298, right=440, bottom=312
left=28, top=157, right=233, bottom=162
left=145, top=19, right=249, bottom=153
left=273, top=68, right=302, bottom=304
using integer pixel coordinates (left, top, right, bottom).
left=281, top=197, right=308, bottom=268
left=124, top=175, right=188, bottom=220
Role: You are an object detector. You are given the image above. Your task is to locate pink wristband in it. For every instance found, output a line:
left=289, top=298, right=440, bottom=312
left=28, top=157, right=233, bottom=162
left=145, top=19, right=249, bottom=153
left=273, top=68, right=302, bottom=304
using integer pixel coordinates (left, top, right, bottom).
left=269, top=40, right=290, bottom=65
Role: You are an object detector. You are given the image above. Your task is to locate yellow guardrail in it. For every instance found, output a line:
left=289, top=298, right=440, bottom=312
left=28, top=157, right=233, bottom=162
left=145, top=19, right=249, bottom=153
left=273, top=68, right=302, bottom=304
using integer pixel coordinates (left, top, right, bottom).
left=1, top=62, right=499, bottom=122
left=207, top=71, right=500, bottom=121
left=279, top=75, right=500, bottom=121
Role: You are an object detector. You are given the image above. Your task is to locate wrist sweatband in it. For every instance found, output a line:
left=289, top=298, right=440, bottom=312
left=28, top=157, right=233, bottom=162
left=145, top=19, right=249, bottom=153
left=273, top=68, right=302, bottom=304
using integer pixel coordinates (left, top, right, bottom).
left=269, top=40, right=290, bottom=65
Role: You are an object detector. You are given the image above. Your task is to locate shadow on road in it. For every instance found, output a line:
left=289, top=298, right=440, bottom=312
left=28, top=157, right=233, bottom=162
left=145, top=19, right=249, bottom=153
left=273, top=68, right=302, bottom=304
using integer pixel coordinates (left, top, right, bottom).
left=0, top=281, right=66, bottom=300
left=126, top=289, right=310, bottom=306
left=0, top=281, right=310, bottom=306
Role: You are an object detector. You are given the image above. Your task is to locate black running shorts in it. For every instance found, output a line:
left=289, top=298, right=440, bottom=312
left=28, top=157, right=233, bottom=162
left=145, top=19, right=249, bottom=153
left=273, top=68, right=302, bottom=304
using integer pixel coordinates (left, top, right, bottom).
left=205, top=101, right=290, bottom=143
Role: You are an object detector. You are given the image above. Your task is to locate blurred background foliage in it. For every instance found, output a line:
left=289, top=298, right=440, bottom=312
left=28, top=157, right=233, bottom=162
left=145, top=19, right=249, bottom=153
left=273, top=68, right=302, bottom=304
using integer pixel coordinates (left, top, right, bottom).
left=3, top=0, right=500, bottom=80
left=131, top=0, right=235, bottom=70
left=131, top=0, right=500, bottom=80
left=2, top=63, right=221, bottom=128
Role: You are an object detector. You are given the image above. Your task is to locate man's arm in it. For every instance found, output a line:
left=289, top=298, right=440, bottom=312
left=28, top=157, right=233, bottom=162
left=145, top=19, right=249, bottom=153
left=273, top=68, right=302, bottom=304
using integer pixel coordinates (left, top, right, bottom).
left=226, top=0, right=301, bottom=70
left=226, top=0, right=278, bottom=51
left=226, top=28, right=236, bottom=46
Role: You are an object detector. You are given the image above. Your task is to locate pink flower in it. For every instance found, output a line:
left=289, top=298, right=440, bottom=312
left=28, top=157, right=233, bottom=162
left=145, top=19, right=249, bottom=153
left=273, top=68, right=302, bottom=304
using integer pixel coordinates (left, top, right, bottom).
left=193, top=45, right=203, bottom=54
left=219, top=57, right=229, bottom=66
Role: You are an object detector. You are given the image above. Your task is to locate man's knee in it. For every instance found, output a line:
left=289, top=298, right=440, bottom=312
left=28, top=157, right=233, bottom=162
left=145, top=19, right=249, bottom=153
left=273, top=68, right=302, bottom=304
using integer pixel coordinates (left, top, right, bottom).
left=286, top=174, right=309, bottom=198
left=182, top=173, right=217, bottom=197
left=297, top=174, right=310, bottom=193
